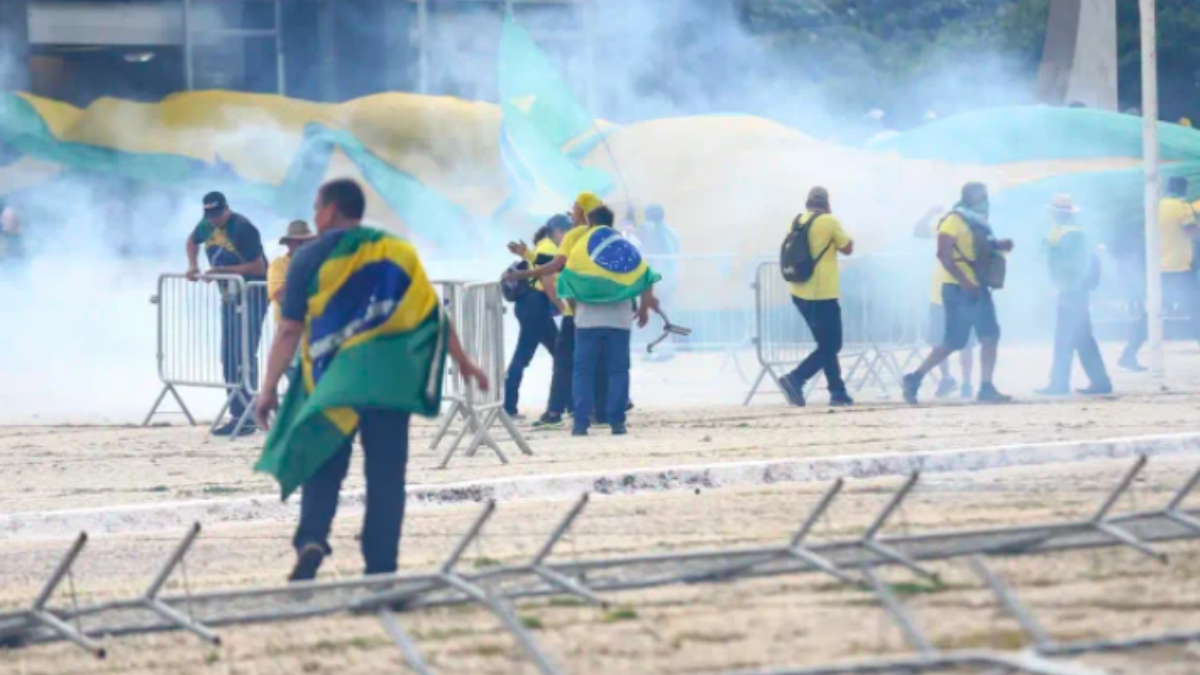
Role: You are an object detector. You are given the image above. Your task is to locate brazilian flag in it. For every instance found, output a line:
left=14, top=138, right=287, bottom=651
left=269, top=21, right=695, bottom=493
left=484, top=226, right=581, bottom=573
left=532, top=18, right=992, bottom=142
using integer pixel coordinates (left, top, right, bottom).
left=556, top=227, right=660, bottom=305
left=255, top=228, right=446, bottom=500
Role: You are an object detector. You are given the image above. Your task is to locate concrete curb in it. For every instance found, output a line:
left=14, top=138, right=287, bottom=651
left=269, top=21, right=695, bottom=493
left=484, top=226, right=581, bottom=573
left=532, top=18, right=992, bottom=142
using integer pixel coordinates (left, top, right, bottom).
left=4, top=432, right=1200, bottom=542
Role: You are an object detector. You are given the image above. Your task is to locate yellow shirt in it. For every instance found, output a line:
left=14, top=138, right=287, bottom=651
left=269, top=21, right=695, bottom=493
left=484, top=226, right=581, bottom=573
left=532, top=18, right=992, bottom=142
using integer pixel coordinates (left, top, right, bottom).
left=556, top=225, right=591, bottom=317
left=1159, top=197, right=1197, bottom=273
left=935, top=213, right=979, bottom=288
left=266, top=254, right=290, bottom=322
left=523, top=238, right=559, bottom=291
left=788, top=213, right=851, bottom=301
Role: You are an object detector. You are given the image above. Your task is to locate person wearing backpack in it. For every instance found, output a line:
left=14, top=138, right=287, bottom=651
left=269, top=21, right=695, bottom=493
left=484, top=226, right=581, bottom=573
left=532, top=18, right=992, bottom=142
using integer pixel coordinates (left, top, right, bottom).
left=903, top=182, right=1015, bottom=405
left=1036, top=195, right=1111, bottom=396
left=503, top=215, right=572, bottom=418
left=778, top=186, right=855, bottom=407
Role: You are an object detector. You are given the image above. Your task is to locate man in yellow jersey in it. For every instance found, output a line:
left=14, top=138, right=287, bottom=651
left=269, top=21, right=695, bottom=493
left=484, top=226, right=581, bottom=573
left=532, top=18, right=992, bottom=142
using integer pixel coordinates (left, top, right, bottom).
left=778, top=187, right=855, bottom=407
left=913, top=205, right=975, bottom=399
left=266, top=220, right=316, bottom=323
left=1121, top=176, right=1200, bottom=368
left=903, top=182, right=1014, bottom=405
left=505, top=192, right=605, bottom=428
left=502, top=214, right=571, bottom=417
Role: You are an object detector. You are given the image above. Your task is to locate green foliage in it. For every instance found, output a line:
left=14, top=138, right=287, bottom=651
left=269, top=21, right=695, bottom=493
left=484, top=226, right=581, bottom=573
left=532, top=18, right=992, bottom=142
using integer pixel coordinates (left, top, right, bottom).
left=737, top=0, right=1200, bottom=124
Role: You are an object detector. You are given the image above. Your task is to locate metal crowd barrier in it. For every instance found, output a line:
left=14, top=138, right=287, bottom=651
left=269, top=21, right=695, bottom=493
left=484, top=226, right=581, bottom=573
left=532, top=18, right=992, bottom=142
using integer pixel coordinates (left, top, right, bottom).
left=634, top=254, right=759, bottom=354
left=143, top=273, right=255, bottom=434
left=3, top=458, right=1198, bottom=674
left=429, top=280, right=532, bottom=468
left=744, top=255, right=929, bottom=406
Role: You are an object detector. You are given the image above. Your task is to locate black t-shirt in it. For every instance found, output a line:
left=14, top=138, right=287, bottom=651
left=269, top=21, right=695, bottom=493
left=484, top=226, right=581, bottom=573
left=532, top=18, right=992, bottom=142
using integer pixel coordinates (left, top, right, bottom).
left=190, top=212, right=266, bottom=280
left=281, top=228, right=351, bottom=323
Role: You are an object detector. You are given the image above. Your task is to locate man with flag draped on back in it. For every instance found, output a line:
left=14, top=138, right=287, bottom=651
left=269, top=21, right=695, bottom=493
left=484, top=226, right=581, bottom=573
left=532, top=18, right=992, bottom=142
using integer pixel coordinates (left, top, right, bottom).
left=557, top=205, right=661, bottom=436
left=254, top=179, right=488, bottom=582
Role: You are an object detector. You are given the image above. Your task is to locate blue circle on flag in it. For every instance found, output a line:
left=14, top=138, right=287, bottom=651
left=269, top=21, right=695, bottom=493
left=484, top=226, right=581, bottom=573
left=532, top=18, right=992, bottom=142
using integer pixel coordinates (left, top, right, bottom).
left=587, top=229, right=642, bottom=274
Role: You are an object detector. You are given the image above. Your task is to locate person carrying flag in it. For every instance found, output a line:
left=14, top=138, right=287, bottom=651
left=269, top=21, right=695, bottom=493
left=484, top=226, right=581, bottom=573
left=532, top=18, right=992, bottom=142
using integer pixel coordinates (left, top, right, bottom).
left=557, top=205, right=661, bottom=436
left=254, top=178, right=487, bottom=582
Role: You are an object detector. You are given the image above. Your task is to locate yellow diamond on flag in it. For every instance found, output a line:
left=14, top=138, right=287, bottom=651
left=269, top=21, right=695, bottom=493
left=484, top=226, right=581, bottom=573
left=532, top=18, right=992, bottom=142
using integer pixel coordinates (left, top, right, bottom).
left=510, top=95, right=537, bottom=114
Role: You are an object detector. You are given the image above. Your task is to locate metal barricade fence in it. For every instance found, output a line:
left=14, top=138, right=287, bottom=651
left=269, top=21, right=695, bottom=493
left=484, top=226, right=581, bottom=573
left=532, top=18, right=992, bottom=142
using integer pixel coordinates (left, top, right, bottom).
left=744, top=254, right=930, bottom=405
left=429, top=280, right=531, bottom=468
left=143, top=273, right=252, bottom=433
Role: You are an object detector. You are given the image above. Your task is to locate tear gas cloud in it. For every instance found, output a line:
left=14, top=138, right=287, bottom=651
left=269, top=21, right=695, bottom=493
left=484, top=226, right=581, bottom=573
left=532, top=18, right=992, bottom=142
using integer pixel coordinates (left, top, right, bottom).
left=0, top=2, right=1078, bottom=422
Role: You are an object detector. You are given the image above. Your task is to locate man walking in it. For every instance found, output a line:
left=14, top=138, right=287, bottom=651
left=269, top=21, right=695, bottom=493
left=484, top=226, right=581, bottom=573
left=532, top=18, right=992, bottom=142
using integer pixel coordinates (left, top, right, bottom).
left=1121, top=176, right=1200, bottom=367
left=255, top=178, right=487, bottom=581
left=1037, top=195, right=1112, bottom=396
left=779, top=187, right=855, bottom=407
left=186, top=191, right=269, bottom=436
left=903, top=182, right=1014, bottom=404
left=557, top=205, right=660, bottom=435
left=913, top=205, right=975, bottom=399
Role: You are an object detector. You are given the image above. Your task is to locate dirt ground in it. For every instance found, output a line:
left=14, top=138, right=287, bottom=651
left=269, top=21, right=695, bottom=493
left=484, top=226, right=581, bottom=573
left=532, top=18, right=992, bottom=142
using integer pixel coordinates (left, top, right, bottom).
left=7, top=344, right=1200, bottom=516
left=2, top=458, right=1200, bottom=675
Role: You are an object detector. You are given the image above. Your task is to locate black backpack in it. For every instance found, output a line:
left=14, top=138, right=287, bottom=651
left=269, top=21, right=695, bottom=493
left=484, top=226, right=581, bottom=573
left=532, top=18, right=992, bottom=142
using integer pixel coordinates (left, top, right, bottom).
left=501, top=261, right=531, bottom=303
left=780, top=213, right=831, bottom=283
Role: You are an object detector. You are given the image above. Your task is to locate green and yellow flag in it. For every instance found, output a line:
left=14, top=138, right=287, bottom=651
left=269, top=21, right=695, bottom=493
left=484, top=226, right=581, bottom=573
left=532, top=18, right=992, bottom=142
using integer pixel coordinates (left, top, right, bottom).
left=556, top=227, right=660, bottom=305
left=255, top=228, right=446, bottom=500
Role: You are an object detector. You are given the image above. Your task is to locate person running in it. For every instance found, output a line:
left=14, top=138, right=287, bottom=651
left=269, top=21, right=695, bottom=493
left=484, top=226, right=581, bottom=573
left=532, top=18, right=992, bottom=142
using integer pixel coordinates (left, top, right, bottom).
left=505, top=192, right=604, bottom=429
left=1121, top=176, right=1200, bottom=366
left=502, top=215, right=571, bottom=418
left=903, top=182, right=1015, bottom=405
left=185, top=191, right=269, bottom=436
left=557, top=205, right=660, bottom=436
left=254, top=178, right=487, bottom=581
left=913, top=205, right=975, bottom=399
left=1036, top=194, right=1112, bottom=396
left=778, top=187, right=855, bottom=407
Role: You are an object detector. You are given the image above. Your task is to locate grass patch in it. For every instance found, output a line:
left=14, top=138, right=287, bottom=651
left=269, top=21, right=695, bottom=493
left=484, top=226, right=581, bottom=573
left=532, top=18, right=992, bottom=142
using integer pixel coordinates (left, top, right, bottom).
left=148, top=485, right=170, bottom=493
left=312, top=636, right=389, bottom=653
left=937, top=628, right=1028, bottom=651
left=467, top=644, right=507, bottom=658
left=472, top=556, right=503, bottom=569
left=202, top=485, right=238, bottom=495
left=670, top=630, right=745, bottom=650
left=204, top=651, right=220, bottom=665
left=602, top=607, right=638, bottom=623
left=520, top=615, right=544, bottom=630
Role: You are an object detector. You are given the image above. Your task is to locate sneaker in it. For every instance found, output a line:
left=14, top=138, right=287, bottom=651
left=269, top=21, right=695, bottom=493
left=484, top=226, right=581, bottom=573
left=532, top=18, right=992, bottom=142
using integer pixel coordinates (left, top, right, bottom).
left=532, top=413, right=565, bottom=430
left=934, top=377, right=958, bottom=398
left=1035, top=386, right=1070, bottom=397
left=830, top=393, right=854, bottom=407
left=779, top=376, right=806, bottom=407
left=611, top=424, right=627, bottom=436
left=977, top=383, right=1013, bottom=404
left=960, top=382, right=974, bottom=400
left=213, top=420, right=257, bottom=437
left=1118, top=355, right=1147, bottom=372
left=288, top=544, right=325, bottom=583
left=902, top=373, right=922, bottom=405
left=626, top=400, right=635, bottom=412
left=1077, top=383, right=1114, bottom=396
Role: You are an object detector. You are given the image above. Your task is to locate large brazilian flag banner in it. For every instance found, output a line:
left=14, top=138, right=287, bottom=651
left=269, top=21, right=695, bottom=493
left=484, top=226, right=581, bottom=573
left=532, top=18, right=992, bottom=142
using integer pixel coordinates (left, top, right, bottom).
left=557, top=227, right=660, bottom=304
left=256, top=228, right=446, bottom=500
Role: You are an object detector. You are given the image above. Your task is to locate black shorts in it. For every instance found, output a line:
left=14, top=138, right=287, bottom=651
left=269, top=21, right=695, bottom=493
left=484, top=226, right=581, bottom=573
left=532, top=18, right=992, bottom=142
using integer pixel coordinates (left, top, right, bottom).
left=928, top=302, right=977, bottom=349
left=942, top=284, right=1000, bottom=351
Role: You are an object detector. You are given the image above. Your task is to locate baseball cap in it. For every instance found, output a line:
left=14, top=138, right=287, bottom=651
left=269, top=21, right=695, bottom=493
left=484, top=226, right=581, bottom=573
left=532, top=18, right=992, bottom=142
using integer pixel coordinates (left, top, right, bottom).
left=202, top=191, right=228, bottom=214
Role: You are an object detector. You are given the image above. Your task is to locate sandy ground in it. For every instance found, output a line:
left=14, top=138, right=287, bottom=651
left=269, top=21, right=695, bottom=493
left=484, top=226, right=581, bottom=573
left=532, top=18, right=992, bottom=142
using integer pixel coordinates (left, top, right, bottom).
left=2, top=459, right=1200, bottom=675
left=5, top=343, right=1200, bottom=515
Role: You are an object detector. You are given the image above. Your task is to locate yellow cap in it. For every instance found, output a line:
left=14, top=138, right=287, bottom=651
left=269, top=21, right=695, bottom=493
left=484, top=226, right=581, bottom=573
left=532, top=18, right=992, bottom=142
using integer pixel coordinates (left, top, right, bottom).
left=575, top=192, right=603, bottom=214
left=1181, top=117, right=1193, bottom=128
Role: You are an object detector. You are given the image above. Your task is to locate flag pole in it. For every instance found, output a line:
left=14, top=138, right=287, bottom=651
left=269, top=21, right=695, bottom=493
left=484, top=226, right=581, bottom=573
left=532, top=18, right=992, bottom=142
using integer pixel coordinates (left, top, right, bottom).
left=1140, top=0, right=1163, bottom=381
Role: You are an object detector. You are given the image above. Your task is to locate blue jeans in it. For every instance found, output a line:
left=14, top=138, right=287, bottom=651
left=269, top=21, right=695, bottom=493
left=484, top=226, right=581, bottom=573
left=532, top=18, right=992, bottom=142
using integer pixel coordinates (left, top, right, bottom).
left=504, top=292, right=558, bottom=415
left=294, top=410, right=410, bottom=575
left=573, top=328, right=631, bottom=432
